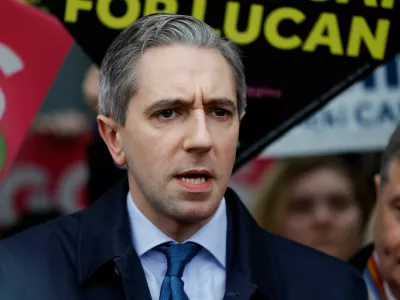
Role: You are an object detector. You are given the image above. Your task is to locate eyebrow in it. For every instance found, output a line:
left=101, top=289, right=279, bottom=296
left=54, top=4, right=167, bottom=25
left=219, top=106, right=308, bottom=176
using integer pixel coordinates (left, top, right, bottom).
left=144, top=97, right=237, bottom=115
left=390, top=195, right=400, bottom=205
left=144, top=99, right=189, bottom=115
left=207, top=98, right=237, bottom=111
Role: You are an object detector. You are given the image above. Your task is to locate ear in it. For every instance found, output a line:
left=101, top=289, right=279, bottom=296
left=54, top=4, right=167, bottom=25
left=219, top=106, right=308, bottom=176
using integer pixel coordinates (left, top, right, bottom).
left=240, top=111, right=246, bottom=121
left=97, top=115, right=127, bottom=167
left=374, top=174, right=381, bottom=197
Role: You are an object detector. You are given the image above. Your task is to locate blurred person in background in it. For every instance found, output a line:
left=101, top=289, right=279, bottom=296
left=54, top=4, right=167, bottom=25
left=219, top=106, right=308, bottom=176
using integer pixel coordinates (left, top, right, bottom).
left=252, top=156, right=374, bottom=261
left=32, top=111, right=90, bottom=137
left=83, top=64, right=127, bottom=205
left=350, top=125, right=400, bottom=299
left=82, top=64, right=100, bottom=112
left=31, top=45, right=94, bottom=139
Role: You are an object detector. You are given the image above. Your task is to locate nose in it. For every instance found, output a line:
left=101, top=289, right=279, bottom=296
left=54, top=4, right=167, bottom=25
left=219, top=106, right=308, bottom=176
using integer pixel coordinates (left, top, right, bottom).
left=183, top=110, right=213, bottom=153
left=313, top=204, right=334, bottom=226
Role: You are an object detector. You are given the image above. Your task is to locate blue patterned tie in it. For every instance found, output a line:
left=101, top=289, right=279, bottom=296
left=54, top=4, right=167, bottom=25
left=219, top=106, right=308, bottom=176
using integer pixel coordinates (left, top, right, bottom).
left=158, top=242, right=202, bottom=300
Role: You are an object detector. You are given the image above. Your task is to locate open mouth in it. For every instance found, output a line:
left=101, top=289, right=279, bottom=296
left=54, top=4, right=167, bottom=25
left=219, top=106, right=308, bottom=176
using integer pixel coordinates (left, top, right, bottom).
left=177, top=174, right=210, bottom=185
left=175, top=170, right=213, bottom=187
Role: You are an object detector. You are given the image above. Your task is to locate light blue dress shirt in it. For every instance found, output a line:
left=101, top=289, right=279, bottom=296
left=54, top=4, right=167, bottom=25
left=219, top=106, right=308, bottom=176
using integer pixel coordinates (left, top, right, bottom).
left=127, top=193, right=227, bottom=300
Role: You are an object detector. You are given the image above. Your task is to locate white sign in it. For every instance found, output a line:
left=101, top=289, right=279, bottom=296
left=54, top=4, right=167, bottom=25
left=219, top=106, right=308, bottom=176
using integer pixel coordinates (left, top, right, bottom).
left=0, top=42, right=24, bottom=121
left=262, top=54, right=400, bottom=158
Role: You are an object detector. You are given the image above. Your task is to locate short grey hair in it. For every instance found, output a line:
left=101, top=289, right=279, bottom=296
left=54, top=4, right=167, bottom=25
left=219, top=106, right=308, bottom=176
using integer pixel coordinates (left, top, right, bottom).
left=98, top=13, right=247, bottom=125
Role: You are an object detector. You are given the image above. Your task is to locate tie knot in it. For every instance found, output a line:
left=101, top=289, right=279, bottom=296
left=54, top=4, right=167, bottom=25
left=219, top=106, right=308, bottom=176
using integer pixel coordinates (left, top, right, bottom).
left=157, top=242, right=202, bottom=278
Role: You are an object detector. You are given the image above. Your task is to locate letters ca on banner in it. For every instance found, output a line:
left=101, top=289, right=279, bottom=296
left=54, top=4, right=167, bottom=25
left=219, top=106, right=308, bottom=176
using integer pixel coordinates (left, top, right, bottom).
left=63, top=0, right=395, bottom=60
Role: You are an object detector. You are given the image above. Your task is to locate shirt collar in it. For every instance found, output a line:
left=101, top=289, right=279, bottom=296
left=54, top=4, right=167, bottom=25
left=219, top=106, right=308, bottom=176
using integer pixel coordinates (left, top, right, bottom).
left=185, top=196, right=227, bottom=268
left=127, top=192, right=227, bottom=268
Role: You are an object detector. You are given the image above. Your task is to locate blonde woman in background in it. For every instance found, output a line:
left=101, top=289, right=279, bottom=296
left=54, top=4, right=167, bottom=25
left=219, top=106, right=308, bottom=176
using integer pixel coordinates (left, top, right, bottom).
left=252, top=156, right=375, bottom=261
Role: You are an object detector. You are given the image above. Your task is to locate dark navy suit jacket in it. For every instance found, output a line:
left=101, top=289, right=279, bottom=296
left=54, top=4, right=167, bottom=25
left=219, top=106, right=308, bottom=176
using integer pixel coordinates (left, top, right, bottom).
left=0, top=178, right=367, bottom=299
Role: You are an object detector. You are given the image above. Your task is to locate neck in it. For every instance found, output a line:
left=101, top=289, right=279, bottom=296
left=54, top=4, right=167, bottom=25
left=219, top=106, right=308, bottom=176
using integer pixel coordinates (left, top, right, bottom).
left=135, top=199, right=209, bottom=242
left=156, top=218, right=206, bottom=243
left=128, top=178, right=210, bottom=243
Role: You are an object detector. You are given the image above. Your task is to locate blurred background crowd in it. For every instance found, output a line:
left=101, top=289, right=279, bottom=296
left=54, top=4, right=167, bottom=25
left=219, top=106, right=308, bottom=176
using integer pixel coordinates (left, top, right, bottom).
left=1, top=1, right=400, bottom=267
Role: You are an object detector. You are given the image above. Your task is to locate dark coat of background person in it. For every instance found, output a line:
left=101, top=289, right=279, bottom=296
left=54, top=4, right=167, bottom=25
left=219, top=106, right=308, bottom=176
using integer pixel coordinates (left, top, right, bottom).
left=0, top=178, right=367, bottom=300
left=349, top=244, right=375, bottom=273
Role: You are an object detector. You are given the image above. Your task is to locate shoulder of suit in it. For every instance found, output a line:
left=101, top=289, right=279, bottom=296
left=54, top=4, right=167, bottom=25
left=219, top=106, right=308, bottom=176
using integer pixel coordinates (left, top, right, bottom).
left=257, top=228, right=362, bottom=281
left=0, top=209, right=84, bottom=263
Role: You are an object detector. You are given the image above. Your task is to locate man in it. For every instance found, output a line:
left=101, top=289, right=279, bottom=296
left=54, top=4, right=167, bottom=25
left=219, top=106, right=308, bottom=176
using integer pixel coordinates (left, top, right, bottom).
left=0, top=14, right=366, bottom=299
left=350, top=125, right=400, bottom=299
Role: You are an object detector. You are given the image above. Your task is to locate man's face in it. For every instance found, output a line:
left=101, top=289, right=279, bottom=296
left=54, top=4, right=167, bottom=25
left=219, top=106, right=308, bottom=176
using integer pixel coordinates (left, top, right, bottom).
left=374, top=158, right=400, bottom=292
left=102, top=45, right=240, bottom=226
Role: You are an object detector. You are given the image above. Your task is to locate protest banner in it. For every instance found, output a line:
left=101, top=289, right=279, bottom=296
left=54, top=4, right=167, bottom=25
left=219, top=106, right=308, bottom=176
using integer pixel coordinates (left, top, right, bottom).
left=40, top=0, right=400, bottom=169
left=0, top=0, right=73, bottom=182
left=263, top=53, right=400, bottom=157
left=0, top=133, right=89, bottom=227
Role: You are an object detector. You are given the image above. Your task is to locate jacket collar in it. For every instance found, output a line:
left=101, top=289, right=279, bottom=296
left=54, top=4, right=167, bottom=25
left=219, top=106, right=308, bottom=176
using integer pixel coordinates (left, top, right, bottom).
left=77, top=177, right=281, bottom=299
left=348, top=243, right=374, bottom=273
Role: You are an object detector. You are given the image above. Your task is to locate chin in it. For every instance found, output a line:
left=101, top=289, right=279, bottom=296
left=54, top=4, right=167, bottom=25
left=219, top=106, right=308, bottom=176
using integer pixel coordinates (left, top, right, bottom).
left=173, top=200, right=221, bottom=223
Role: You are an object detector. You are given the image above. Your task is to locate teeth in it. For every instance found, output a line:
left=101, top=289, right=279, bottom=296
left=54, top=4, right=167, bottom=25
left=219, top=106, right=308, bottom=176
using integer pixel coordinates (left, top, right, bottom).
left=180, top=177, right=206, bottom=184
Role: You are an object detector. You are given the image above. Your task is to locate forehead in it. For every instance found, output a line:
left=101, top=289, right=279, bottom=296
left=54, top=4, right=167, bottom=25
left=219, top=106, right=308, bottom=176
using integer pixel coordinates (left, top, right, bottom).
left=134, top=45, right=236, bottom=102
left=292, top=168, right=352, bottom=194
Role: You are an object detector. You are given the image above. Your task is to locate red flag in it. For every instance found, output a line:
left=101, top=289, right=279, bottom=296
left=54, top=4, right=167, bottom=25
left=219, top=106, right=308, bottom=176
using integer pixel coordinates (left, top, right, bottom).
left=0, top=0, right=73, bottom=183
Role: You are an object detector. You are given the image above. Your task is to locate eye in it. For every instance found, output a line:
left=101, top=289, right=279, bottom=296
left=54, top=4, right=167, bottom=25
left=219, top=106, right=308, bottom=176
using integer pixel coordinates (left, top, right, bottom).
left=329, top=195, right=351, bottom=212
left=156, top=109, right=176, bottom=120
left=288, top=197, right=313, bottom=214
left=211, top=108, right=230, bottom=118
left=392, top=201, right=400, bottom=211
left=389, top=196, right=400, bottom=212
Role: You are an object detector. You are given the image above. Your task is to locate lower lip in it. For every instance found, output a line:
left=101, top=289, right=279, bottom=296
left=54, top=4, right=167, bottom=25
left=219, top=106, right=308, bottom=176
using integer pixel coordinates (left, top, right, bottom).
left=175, top=177, right=212, bottom=192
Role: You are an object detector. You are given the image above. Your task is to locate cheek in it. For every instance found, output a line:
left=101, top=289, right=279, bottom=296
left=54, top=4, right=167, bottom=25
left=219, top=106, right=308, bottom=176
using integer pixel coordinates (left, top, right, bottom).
left=122, top=127, right=176, bottom=166
left=375, top=213, right=400, bottom=280
left=218, top=140, right=237, bottom=174
left=339, top=208, right=363, bottom=234
left=215, top=129, right=238, bottom=155
left=279, top=212, right=311, bottom=240
left=378, top=211, right=400, bottom=250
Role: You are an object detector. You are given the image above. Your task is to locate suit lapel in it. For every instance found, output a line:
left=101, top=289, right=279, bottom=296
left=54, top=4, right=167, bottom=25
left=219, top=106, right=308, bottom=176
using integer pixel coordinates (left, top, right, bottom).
left=224, top=265, right=258, bottom=300
left=78, top=177, right=151, bottom=299
left=224, top=187, right=282, bottom=300
left=114, top=248, right=152, bottom=300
